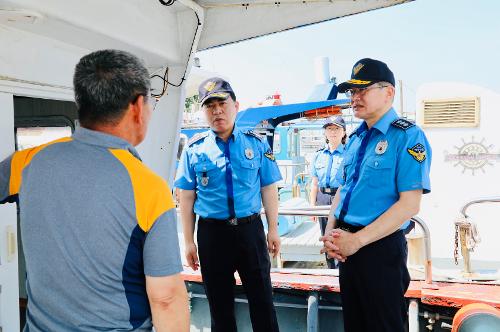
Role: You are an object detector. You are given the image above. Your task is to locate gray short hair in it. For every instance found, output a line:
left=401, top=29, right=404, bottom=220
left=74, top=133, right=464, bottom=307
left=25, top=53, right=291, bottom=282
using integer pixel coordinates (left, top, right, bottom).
left=378, top=81, right=394, bottom=88
left=73, top=49, right=150, bottom=127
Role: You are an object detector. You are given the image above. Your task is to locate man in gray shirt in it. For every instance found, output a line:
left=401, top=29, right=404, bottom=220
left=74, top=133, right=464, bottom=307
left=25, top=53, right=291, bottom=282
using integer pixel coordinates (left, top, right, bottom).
left=0, top=49, right=189, bottom=331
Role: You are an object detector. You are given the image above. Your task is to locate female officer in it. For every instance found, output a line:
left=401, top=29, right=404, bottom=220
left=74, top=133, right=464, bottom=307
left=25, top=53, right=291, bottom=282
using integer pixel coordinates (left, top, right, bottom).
left=310, top=115, right=346, bottom=268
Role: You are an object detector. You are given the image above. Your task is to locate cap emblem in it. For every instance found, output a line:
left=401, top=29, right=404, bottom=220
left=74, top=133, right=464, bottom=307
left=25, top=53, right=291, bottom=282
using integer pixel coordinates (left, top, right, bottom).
left=353, top=63, right=364, bottom=75
left=204, top=81, right=216, bottom=92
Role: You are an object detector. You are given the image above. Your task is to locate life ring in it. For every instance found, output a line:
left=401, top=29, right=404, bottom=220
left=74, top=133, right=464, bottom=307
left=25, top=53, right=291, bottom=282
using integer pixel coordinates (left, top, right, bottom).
left=452, top=303, right=500, bottom=332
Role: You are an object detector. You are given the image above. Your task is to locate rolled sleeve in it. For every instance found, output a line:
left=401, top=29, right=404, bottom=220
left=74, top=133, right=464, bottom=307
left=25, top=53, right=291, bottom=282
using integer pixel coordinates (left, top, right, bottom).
left=397, top=130, right=432, bottom=194
left=143, top=209, right=183, bottom=276
left=174, top=148, right=196, bottom=190
left=260, top=141, right=282, bottom=187
left=311, top=153, right=319, bottom=178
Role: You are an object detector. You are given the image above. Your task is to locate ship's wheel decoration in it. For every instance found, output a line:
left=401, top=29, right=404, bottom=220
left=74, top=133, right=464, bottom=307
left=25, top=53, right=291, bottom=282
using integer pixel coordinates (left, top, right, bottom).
left=445, top=136, right=497, bottom=175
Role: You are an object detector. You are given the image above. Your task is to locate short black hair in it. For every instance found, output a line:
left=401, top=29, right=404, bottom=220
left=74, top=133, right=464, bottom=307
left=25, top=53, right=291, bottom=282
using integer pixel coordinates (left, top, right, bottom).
left=73, top=49, right=150, bottom=127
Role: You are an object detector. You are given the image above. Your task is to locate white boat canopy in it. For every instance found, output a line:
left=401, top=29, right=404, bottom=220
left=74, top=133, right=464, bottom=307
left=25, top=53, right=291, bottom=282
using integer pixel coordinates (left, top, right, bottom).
left=0, top=0, right=413, bottom=70
left=197, top=0, right=413, bottom=50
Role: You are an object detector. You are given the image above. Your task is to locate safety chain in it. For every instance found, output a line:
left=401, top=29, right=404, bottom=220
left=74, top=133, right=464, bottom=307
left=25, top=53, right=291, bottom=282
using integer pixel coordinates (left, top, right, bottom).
left=454, top=217, right=481, bottom=265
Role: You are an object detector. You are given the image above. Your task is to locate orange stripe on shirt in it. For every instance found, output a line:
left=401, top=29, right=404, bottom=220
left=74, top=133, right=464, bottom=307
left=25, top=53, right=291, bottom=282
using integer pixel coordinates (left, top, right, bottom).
left=109, top=149, right=175, bottom=232
left=9, top=137, right=73, bottom=196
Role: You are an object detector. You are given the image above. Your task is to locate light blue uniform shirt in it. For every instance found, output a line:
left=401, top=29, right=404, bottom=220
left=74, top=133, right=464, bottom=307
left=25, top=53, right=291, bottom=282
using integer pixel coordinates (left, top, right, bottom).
left=335, top=108, right=431, bottom=227
left=311, top=144, right=344, bottom=188
left=175, top=126, right=282, bottom=219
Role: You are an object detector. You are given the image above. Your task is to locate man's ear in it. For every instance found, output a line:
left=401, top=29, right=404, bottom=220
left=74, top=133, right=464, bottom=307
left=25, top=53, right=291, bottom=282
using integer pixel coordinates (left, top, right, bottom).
left=385, top=85, right=395, bottom=101
left=234, top=100, right=240, bottom=112
left=131, top=95, right=146, bottom=125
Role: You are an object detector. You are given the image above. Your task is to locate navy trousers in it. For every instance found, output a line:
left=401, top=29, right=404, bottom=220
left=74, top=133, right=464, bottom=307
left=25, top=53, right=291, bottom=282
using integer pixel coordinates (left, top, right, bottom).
left=339, top=230, right=410, bottom=332
left=197, top=216, right=279, bottom=332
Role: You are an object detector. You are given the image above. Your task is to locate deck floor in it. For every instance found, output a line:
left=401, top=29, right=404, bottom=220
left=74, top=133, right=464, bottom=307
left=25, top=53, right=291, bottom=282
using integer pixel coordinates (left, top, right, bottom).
left=278, top=220, right=325, bottom=266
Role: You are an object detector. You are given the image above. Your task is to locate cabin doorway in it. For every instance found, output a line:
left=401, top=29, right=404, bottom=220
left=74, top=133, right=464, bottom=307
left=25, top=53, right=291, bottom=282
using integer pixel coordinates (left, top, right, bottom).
left=13, top=96, right=77, bottom=331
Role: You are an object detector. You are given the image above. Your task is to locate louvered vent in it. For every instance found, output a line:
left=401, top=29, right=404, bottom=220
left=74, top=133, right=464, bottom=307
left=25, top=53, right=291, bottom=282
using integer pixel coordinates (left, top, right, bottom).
left=421, top=97, right=479, bottom=128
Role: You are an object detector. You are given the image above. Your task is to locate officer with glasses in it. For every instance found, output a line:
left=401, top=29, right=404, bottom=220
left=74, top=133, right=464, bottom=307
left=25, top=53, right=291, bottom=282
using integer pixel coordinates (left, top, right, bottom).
left=320, top=58, right=432, bottom=331
left=175, top=77, right=282, bottom=332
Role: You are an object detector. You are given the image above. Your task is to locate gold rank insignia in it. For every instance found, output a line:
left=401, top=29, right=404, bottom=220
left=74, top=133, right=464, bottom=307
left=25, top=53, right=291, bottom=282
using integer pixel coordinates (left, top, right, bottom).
left=204, top=81, right=216, bottom=92
left=353, top=63, right=364, bottom=75
left=346, top=79, right=371, bottom=85
left=264, top=149, right=276, bottom=161
left=407, top=143, right=426, bottom=163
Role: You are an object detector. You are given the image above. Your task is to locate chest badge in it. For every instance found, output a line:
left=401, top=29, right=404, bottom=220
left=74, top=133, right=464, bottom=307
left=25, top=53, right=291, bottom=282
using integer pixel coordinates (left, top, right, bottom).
left=201, top=171, right=209, bottom=186
left=245, top=148, right=254, bottom=159
left=375, top=140, right=388, bottom=155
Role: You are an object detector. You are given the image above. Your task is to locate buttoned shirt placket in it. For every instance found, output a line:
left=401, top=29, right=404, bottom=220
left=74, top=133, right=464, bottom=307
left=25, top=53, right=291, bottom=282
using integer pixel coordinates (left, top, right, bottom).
left=325, top=150, right=335, bottom=188
left=338, top=128, right=374, bottom=222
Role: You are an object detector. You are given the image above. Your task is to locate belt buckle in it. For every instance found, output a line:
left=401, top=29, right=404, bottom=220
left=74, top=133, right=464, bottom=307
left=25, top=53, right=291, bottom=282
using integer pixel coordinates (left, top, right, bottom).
left=324, top=188, right=331, bottom=193
left=228, top=218, right=238, bottom=226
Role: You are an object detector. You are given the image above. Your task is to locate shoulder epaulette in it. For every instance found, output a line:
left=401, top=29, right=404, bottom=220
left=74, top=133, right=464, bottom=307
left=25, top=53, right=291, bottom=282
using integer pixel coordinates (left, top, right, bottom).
left=187, top=132, right=209, bottom=146
left=348, top=131, right=357, bottom=138
left=244, top=130, right=264, bottom=141
left=391, top=118, right=415, bottom=130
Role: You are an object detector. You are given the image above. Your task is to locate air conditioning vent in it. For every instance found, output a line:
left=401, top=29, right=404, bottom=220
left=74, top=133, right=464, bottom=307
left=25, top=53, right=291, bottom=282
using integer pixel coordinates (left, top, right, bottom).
left=421, top=97, right=479, bottom=128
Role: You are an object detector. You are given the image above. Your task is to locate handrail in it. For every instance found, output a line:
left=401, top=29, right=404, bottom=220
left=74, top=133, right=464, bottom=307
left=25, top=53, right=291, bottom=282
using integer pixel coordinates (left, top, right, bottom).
left=271, top=208, right=434, bottom=285
left=460, top=196, right=500, bottom=218
left=411, top=216, right=433, bottom=285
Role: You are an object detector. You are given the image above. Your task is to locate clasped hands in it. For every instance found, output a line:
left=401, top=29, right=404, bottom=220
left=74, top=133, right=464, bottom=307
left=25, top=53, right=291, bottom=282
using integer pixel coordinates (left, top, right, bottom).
left=319, top=229, right=363, bottom=262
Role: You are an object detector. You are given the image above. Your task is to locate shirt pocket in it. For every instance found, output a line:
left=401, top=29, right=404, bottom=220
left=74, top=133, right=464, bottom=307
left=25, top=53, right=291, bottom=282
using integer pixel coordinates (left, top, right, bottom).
left=315, top=162, right=326, bottom=173
left=365, top=157, right=393, bottom=188
left=342, top=155, right=355, bottom=184
left=315, top=155, right=327, bottom=169
left=234, top=158, right=260, bottom=186
left=194, top=161, right=220, bottom=187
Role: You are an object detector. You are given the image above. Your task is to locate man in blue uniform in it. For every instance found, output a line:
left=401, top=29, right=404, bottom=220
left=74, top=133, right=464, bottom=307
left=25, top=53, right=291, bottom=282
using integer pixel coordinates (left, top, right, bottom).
left=175, top=77, right=282, bottom=332
left=320, top=58, right=432, bottom=332
left=310, top=116, right=346, bottom=268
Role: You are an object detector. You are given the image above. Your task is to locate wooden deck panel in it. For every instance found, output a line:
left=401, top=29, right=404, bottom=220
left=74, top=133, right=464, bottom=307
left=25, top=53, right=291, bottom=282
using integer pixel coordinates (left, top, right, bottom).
left=280, top=221, right=324, bottom=263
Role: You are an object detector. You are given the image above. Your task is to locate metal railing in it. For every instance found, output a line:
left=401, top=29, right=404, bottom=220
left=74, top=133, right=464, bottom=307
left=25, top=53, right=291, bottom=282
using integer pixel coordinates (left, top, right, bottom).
left=271, top=206, right=434, bottom=285
left=456, top=196, right=500, bottom=275
left=411, top=216, right=433, bottom=285
left=460, top=196, right=500, bottom=218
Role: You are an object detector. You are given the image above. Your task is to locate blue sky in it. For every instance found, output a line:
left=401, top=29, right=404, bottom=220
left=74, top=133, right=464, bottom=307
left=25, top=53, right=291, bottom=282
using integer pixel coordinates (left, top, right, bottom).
left=196, top=0, right=500, bottom=111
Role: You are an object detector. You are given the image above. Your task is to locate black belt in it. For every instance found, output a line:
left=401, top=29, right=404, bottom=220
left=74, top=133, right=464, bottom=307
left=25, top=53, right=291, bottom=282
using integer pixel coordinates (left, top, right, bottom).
left=320, top=187, right=338, bottom=195
left=336, top=219, right=365, bottom=233
left=200, top=213, right=260, bottom=226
